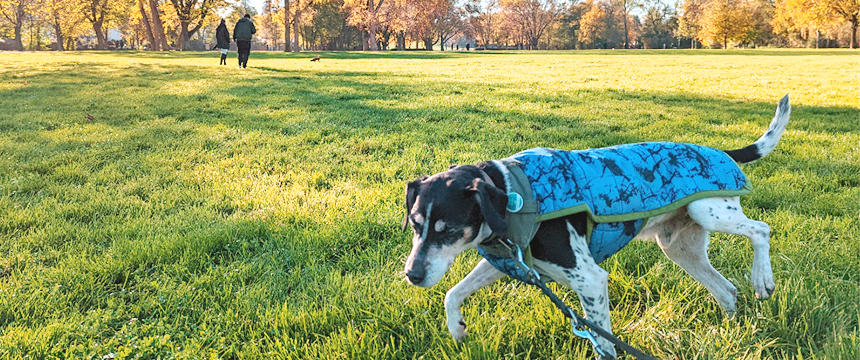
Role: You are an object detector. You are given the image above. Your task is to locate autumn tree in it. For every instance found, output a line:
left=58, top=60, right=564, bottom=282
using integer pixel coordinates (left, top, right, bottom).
left=578, top=0, right=608, bottom=47
left=344, top=0, right=385, bottom=50
left=823, top=0, right=859, bottom=48
left=146, top=0, right=169, bottom=50
left=677, top=0, right=704, bottom=47
left=465, top=0, right=498, bottom=48
left=168, top=0, right=219, bottom=50
left=0, top=0, right=34, bottom=50
left=697, top=0, right=744, bottom=48
left=501, top=0, right=561, bottom=49
left=610, top=0, right=639, bottom=48
left=78, top=0, right=120, bottom=49
left=433, top=0, right=463, bottom=50
left=42, top=0, right=85, bottom=50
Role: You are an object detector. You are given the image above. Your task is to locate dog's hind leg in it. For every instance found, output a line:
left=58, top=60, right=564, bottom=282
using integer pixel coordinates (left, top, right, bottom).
left=533, top=221, right=617, bottom=359
left=655, top=218, right=739, bottom=314
left=444, top=259, right=504, bottom=341
left=688, top=196, right=775, bottom=299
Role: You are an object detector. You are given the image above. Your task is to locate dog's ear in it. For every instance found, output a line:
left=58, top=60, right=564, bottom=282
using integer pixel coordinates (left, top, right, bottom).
left=449, top=164, right=459, bottom=170
left=466, top=178, right=507, bottom=237
left=402, top=177, right=426, bottom=231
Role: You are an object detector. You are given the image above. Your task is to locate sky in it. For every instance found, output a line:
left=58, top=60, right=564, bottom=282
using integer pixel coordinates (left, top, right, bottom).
left=245, top=0, right=266, bottom=13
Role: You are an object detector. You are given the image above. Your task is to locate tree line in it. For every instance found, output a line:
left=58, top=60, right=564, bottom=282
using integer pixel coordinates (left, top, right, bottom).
left=1, top=0, right=857, bottom=51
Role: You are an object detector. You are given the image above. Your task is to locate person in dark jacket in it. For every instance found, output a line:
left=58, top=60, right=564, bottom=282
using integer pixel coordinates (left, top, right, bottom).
left=215, top=19, right=230, bottom=65
left=233, top=14, right=256, bottom=69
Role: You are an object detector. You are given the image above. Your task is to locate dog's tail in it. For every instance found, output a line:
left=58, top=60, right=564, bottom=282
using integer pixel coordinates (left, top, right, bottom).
left=724, top=94, right=791, bottom=163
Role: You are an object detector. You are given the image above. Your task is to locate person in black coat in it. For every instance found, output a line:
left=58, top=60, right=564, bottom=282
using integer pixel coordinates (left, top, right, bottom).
left=233, top=14, right=256, bottom=68
left=215, top=19, right=230, bottom=65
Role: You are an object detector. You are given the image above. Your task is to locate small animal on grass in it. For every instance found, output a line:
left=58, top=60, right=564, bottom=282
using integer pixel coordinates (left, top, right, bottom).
left=311, top=56, right=320, bottom=62
left=402, top=96, right=790, bottom=358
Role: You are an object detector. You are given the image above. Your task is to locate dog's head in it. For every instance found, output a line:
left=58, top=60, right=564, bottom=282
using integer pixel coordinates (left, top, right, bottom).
left=402, top=165, right=507, bottom=287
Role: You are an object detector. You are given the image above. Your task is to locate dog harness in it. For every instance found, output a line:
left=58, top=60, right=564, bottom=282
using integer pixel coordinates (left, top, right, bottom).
left=478, top=142, right=752, bottom=283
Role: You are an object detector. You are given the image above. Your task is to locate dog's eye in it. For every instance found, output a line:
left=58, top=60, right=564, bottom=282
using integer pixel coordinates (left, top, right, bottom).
left=434, top=221, right=446, bottom=232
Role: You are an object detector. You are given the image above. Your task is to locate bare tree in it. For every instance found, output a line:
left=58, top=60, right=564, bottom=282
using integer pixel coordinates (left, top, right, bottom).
left=465, top=0, right=498, bottom=48
left=501, top=0, right=562, bottom=50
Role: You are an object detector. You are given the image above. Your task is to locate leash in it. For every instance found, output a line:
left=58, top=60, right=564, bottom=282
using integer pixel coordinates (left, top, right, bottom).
left=503, top=238, right=657, bottom=360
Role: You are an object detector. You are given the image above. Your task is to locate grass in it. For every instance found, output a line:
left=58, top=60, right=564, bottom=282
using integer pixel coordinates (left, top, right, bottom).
left=0, top=48, right=858, bottom=359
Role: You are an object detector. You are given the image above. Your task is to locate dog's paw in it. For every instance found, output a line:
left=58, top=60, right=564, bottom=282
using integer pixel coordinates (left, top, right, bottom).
left=752, top=263, right=775, bottom=299
left=448, top=319, right=467, bottom=342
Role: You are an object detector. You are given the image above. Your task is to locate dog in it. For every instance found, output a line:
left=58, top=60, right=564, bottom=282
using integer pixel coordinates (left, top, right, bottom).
left=311, top=56, right=321, bottom=62
left=402, top=96, right=790, bottom=358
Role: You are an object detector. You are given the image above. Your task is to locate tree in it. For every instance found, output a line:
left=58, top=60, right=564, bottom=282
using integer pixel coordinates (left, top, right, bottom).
left=43, top=0, right=85, bottom=50
left=640, top=2, right=677, bottom=48
left=344, top=0, right=385, bottom=50
left=822, top=0, right=859, bottom=48
left=697, top=0, right=744, bottom=48
left=677, top=0, right=704, bottom=48
left=501, top=0, right=562, bottom=49
left=578, top=0, right=608, bottom=47
left=0, top=0, right=34, bottom=50
left=465, top=0, right=498, bottom=48
left=147, top=0, right=169, bottom=50
left=168, top=0, right=219, bottom=50
left=80, top=0, right=107, bottom=49
left=610, top=0, right=639, bottom=48
left=432, top=0, right=462, bottom=50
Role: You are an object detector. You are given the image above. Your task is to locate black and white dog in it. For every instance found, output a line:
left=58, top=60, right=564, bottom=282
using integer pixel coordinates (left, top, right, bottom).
left=402, top=97, right=790, bottom=358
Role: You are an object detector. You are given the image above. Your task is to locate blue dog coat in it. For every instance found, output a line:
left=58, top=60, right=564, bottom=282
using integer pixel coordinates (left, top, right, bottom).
left=477, top=142, right=752, bottom=283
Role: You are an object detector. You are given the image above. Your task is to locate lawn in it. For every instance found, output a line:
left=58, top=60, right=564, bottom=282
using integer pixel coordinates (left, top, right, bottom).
left=0, top=49, right=858, bottom=359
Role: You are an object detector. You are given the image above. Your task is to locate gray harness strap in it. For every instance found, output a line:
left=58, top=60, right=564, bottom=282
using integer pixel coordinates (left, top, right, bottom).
left=478, top=159, right=541, bottom=266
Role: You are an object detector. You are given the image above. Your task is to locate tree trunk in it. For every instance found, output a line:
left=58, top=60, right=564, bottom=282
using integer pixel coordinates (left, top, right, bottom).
left=367, top=26, right=378, bottom=50
left=815, top=29, right=820, bottom=49
left=178, top=22, right=190, bottom=50
left=93, top=20, right=107, bottom=49
left=13, top=22, right=23, bottom=51
left=723, top=34, right=727, bottom=49
left=440, top=35, right=444, bottom=51
left=284, top=0, right=290, bottom=51
left=395, top=31, right=405, bottom=50
left=851, top=19, right=858, bottom=49
left=138, top=0, right=156, bottom=49
left=293, top=8, right=301, bottom=51
left=54, top=21, right=65, bottom=51
left=149, top=0, right=169, bottom=50
left=423, top=38, right=433, bottom=50
left=622, top=0, right=629, bottom=49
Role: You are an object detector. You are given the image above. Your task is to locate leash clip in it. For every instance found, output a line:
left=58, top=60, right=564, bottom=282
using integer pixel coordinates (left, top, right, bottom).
left=571, top=317, right=606, bottom=357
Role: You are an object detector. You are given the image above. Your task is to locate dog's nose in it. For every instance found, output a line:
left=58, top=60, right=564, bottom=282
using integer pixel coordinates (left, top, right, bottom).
left=406, top=270, right=425, bottom=285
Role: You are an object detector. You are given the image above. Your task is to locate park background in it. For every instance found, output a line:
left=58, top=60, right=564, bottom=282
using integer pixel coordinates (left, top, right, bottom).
left=2, top=0, right=860, bottom=359
left=0, top=0, right=859, bottom=52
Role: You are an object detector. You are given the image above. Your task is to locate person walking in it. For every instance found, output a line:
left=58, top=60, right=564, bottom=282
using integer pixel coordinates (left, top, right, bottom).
left=215, top=19, right=230, bottom=65
left=233, top=14, right=256, bottom=69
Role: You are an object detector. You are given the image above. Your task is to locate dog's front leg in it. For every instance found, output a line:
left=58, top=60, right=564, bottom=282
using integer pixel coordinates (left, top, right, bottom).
left=535, top=221, right=618, bottom=359
left=444, top=258, right=504, bottom=341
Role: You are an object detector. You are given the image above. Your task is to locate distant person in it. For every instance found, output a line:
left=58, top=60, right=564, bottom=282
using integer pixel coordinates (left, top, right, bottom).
left=233, top=14, right=256, bottom=69
left=215, top=19, right=230, bottom=65
left=466, top=43, right=470, bottom=51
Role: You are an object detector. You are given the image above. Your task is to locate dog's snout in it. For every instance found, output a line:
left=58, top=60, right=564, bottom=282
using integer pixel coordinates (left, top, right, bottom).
left=406, top=269, right=426, bottom=285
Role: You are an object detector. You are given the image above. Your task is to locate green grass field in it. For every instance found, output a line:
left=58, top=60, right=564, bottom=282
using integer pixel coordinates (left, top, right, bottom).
left=0, top=49, right=858, bottom=359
